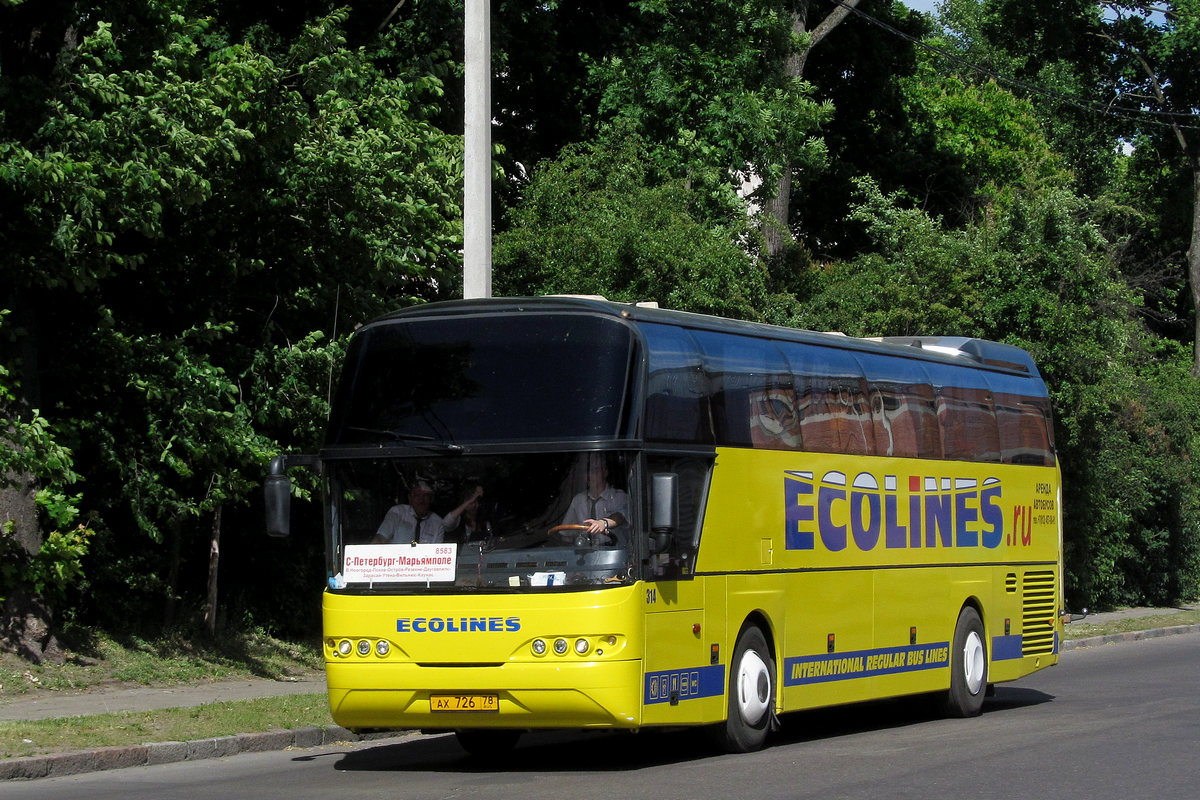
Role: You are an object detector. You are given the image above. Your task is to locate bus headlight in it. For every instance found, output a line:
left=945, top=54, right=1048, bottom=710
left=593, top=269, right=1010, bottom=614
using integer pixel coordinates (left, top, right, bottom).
left=376, top=640, right=390, bottom=656
left=337, top=639, right=353, bottom=657
left=357, top=639, right=371, bottom=656
left=575, top=638, right=590, bottom=655
left=553, top=638, right=568, bottom=656
left=532, top=638, right=547, bottom=656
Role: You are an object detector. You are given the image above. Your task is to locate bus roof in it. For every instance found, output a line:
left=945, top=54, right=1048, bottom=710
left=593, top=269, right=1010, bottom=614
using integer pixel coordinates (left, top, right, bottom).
left=372, top=297, right=1042, bottom=379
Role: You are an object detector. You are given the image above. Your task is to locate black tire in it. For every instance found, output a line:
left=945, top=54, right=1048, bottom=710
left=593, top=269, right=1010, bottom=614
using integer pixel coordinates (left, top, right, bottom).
left=943, top=606, right=988, bottom=718
left=454, top=728, right=522, bottom=757
left=716, top=625, right=776, bottom=753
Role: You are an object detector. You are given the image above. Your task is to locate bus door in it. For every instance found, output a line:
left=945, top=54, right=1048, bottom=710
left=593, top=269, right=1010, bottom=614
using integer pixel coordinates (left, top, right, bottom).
left=640, top=454, right=725, bottom=725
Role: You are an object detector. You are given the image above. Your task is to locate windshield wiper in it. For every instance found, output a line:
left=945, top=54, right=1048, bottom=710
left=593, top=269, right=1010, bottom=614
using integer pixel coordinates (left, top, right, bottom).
left=346, top=427, right=463, bottom=452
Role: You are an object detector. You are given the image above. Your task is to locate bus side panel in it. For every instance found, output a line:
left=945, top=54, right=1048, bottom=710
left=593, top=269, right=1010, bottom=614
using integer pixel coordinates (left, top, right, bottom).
left=987, top=565, right=1062, bottom=683
left=642, top=578, right=727, bottom=725
left=778, top=571, right=879, bottom=712
left=868, top=565, right=957, bottom=698
left=696, top=447, right=1061, bottom=712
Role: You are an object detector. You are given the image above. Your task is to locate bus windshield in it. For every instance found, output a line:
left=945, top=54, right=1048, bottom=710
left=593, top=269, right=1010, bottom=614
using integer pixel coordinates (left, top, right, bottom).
left=323, top=451, right=640, bottom=593
left=326, top=313, right=638, bottom=446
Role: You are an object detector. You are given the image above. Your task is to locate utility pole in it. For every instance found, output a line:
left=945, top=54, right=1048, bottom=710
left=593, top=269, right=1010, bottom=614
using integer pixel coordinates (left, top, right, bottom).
left=463, top=0, right=492, bottom=298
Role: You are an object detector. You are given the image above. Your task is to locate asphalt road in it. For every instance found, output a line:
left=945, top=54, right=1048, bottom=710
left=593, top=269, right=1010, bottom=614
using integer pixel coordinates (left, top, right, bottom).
left=5, top=633, right=1198, bottom=800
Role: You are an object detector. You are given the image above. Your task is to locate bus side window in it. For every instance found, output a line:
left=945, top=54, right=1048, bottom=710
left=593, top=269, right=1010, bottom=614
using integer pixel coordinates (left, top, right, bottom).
left=936, top=385, right=1001, bottom=463
left=995, top=393, right=1054, bottom=465
left=646, top=455, right=710, bottom=579
left=777, top=343, right=873, bottom=456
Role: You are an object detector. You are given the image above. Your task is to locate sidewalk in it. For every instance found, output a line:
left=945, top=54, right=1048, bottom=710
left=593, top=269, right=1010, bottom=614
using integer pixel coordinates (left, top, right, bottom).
left=2, top=605, right=1198, bottom=781
left=0, top=673, right=327, bottom=723
left=1058, top=603, right=1200, bottom=652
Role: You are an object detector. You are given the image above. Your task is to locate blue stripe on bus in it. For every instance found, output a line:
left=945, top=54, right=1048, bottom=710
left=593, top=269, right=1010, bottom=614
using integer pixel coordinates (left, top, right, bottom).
left=991, top=634, right=1024, bottom=661
left=783, top=642, right=950, bottom=686
left=644, top=665, right=725, bottom=705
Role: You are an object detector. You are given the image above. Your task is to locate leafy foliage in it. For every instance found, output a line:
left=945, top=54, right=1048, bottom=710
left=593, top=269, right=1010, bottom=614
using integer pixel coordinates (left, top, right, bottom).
left=3, top=0, right=1200, bottom=645
left=495, top=128, right=798, bottom=323
left=0, top=312, right=93, bottom=608
left=589, top=0, right=833, bottom=218
left=1, top=2, right=462, bottom=635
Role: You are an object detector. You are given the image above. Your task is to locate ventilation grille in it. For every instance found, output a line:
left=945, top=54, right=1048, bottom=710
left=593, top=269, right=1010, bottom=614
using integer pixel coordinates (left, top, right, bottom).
left=1022, top=571, right=1057, bottom=655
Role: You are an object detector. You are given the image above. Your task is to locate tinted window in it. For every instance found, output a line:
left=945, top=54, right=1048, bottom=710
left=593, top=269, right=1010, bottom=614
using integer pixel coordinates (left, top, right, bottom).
left=853, top=353, right=940, bottom=459
left=692, top=329, right=792, bottom=448
left=328, top=314, right=636, bottom=445
left=637, top=322, right=1054, bottom=464
left=642, top=324, right=713, bottom=444
left=993, top=389, right=1055, bottom=465
left=778, top=342, right=873, bottom=455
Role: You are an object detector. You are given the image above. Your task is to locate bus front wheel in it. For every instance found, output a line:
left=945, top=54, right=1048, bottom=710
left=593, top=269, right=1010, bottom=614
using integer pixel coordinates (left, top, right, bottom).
left=943, top=606, right=988, bottom=718
left=716, top=625, right=776, bottom=753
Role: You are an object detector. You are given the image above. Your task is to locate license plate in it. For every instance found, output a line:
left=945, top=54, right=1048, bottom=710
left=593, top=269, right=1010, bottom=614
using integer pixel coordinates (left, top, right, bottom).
left=430, top=694, right=499, bottom=712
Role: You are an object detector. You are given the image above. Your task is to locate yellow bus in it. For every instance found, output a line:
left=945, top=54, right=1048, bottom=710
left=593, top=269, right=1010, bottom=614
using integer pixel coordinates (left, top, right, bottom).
left=266, top=297, right=1063, bottom=754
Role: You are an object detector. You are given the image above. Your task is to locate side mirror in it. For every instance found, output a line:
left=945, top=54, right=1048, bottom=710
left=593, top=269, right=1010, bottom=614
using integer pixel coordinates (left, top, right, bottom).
left=649, top=472, right=678, bottom=554
left=265, top=456, right=292, bottom=538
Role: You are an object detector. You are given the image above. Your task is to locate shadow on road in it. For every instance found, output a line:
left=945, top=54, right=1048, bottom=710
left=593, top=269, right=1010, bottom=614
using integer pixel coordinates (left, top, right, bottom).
left=325, top=685, right=1054, bottom=774
left=329, top=727, right=716, bottom=774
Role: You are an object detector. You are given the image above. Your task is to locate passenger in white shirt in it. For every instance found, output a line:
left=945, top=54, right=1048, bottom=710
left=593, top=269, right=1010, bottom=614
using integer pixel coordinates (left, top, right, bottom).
left=373, top=481, right=482, bottom=544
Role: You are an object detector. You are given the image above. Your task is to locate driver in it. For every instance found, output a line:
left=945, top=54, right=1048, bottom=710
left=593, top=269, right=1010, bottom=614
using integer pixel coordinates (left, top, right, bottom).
left=560, top=454, right=628, bottom=545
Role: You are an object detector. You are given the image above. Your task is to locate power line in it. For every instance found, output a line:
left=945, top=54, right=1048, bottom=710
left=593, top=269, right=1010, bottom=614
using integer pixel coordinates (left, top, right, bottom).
left=825, top=0, right=1200, bottom=133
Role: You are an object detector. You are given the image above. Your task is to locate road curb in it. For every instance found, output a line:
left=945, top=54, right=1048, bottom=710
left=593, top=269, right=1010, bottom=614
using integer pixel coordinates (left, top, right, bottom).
left=0, top=725, right=411, bottom=781
left=1060, top=622, right=1200, bottom=652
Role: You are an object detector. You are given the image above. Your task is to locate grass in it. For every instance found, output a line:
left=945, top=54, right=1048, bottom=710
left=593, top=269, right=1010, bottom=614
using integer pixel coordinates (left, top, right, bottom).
left=1062, top=607, right=1200, bottom=640
left=0, top=694, right=333, bottom=759
left=1, top=626, right=329, bottom=759
left=0, top=626, right=322, bottom=699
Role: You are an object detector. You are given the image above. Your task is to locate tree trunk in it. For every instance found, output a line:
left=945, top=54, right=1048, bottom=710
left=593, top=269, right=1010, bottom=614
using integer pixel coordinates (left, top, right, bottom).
left=163, top=518, right=182, bottom=630
left=204, top=504, right=222, bottom=637
left=0, top=291, right=60, bottom=663
left=1189, top=160, right=1200, bottom=375
left=764, top=0, right=860, bottom=260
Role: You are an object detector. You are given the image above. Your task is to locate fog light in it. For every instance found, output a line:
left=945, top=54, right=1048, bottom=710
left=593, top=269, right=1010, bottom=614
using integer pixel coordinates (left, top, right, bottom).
left=357, top=639, right=371, bottom=656
left=376, top=639, right=390, bottom=656
left=337, top=639, right=353, bottom=657
left=532, top=638, right=547, bottom=656
left=554, top=638, right=568, bottom=656
left=575, top=638, right=590, bottom=655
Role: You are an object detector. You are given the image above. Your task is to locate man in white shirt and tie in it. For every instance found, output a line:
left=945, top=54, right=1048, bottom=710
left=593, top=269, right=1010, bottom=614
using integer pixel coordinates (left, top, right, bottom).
left=373, top=480, right=482, bottom=544
left=561, top=454, right=628, bottom=545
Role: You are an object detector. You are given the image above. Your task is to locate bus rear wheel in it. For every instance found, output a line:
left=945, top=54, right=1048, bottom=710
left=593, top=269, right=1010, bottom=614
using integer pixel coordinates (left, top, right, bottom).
left=942, top=606, right=988, bottom=718
left=716, top=625, right=775, bottom=753
left=454, top=728, right=522, bottom=757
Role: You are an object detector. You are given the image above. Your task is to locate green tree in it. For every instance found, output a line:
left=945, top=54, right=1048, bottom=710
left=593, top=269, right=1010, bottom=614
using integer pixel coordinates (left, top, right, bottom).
left=589, top=0, right=832, bottom=245
left=0, top=315, right=92, bottom=662
left=0, top=1, right=463, bottom=639
left=1100, top=2, right=1200, bottom=371
left=930, top=1, right=1200, bottom=370
left=494, top=129, right=799, bottom=323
